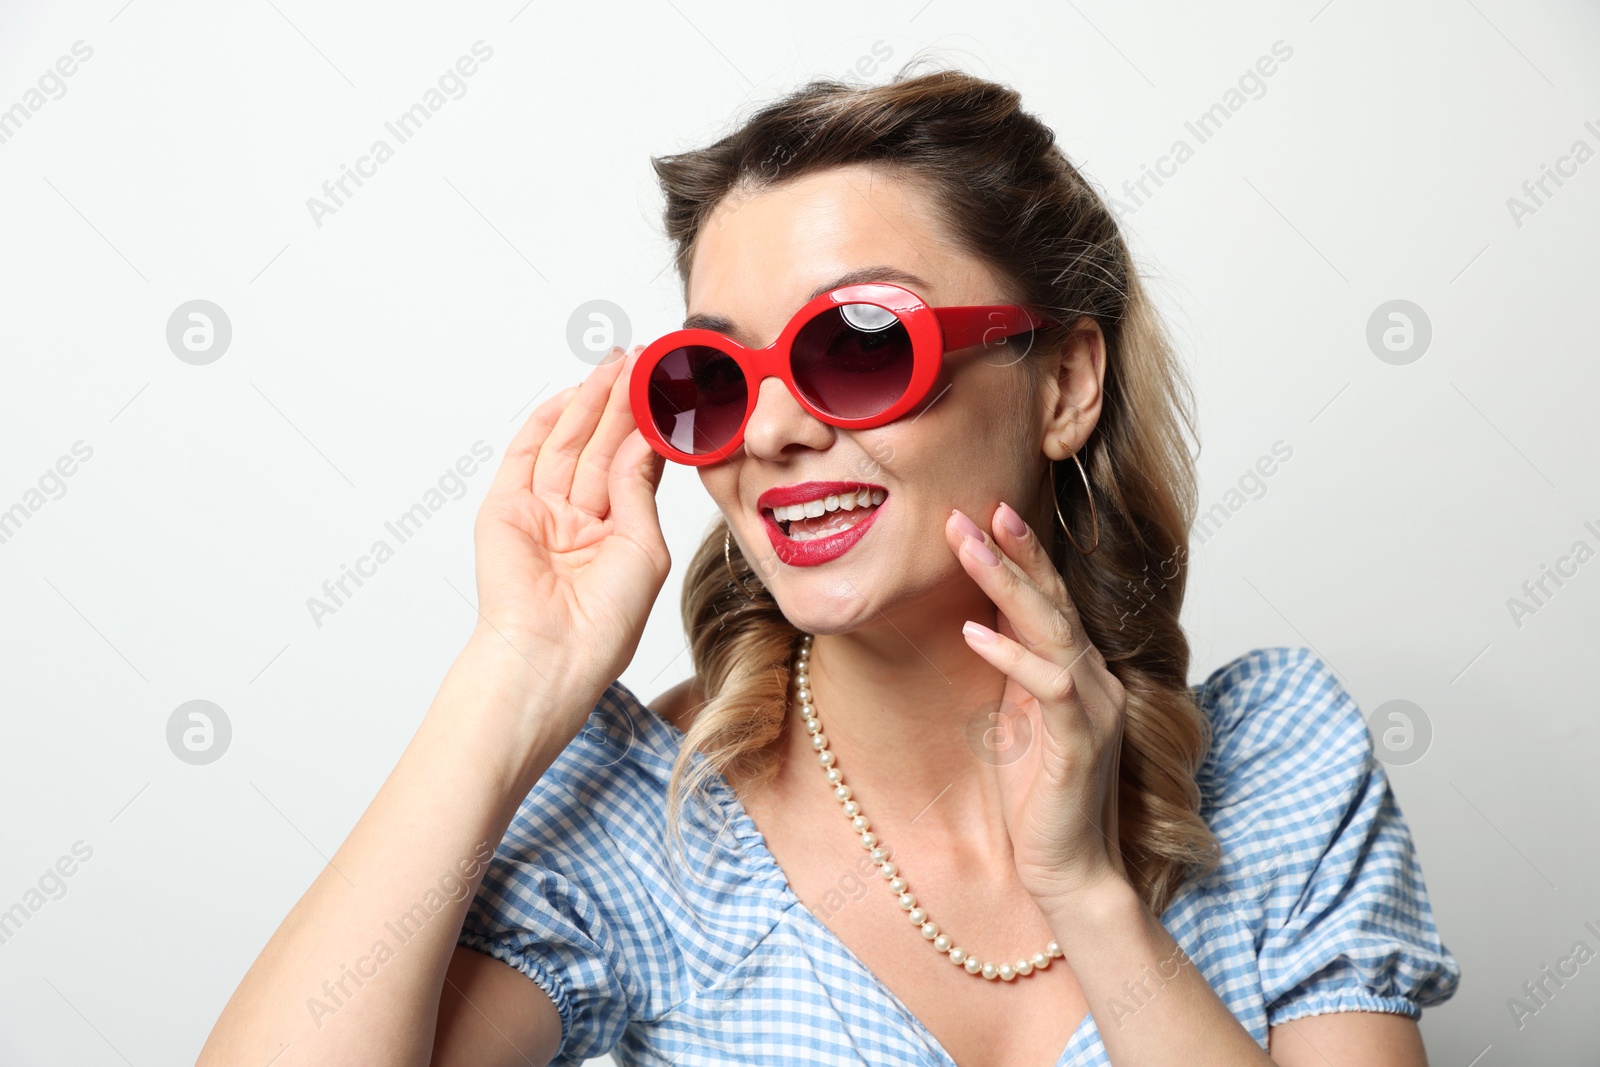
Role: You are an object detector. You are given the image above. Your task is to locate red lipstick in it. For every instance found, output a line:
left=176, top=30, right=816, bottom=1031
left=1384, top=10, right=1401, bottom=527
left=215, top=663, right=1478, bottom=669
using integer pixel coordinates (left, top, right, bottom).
left=756, top=481, right=887, bottom=567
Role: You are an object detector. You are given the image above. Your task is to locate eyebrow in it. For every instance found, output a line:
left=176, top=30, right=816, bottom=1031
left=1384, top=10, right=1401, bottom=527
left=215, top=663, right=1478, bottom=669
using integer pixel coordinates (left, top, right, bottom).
left=682, top=265, right=932, bottom=341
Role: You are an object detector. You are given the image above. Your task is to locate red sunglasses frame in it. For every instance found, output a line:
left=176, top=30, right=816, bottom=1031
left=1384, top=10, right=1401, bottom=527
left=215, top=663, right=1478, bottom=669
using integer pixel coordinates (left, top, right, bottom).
left=629, top=281, right=1058, bottom=466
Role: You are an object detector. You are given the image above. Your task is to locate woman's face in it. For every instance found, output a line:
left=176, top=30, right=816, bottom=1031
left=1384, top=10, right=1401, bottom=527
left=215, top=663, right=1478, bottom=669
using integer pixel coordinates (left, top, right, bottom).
left=687, top=163, right=1087, bottom=636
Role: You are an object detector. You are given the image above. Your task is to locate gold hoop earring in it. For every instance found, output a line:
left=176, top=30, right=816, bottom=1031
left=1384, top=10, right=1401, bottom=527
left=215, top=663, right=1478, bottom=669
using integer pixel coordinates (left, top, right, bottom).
left=724, top=529, right=763, bottom=600
left=1049, top=444, right=1100, bottom=555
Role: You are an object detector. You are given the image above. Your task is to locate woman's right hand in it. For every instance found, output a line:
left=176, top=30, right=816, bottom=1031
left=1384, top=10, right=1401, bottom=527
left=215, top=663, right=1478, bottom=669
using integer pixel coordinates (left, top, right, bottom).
left=469, top=344, right=670, bottom=720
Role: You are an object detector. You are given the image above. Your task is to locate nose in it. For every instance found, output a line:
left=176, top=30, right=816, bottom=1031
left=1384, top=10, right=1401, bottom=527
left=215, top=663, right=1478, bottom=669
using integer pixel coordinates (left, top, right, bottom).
left=740, top=373, right=834, bottom=461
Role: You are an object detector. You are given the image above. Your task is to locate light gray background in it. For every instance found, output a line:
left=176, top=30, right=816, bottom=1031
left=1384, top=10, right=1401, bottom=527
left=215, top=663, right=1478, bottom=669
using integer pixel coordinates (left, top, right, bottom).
left=1, top=1, right=1597, bottom=1064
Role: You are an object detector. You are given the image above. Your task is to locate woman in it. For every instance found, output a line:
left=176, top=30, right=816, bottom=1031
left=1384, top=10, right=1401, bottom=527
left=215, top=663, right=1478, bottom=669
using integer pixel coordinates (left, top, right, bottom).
left=198, top=67, right=1459, bottom=1066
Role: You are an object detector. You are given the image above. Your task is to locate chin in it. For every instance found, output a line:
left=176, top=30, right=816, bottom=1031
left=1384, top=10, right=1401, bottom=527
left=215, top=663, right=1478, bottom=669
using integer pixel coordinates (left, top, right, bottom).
left=763, top=578, right=883, bottom=637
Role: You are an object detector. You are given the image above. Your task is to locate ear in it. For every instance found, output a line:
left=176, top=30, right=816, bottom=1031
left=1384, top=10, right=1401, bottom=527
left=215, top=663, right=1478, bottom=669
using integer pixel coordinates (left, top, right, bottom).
left=1041, top=316, right=1106, bottom=460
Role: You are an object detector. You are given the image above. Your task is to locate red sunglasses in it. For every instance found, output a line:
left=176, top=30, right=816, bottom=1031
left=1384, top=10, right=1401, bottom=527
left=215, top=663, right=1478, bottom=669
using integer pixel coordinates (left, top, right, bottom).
left=629, top=281, right=1058, bottom=466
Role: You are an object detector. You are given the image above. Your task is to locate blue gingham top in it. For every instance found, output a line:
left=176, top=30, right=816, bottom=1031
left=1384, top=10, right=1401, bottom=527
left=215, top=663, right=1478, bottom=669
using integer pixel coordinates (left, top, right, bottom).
left=458, top=646, right=1461, bottom=1066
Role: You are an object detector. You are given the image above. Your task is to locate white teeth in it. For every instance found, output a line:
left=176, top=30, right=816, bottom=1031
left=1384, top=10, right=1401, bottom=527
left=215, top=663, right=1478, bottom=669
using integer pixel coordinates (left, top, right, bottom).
left=767, top=487, right=887, bottom=527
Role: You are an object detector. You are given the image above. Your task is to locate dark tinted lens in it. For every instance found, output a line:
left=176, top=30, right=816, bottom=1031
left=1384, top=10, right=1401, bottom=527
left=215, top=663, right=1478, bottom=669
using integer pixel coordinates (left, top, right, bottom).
left=647, top=345, right=748, bottom=455
left=791, top=303, right=914, bottom=418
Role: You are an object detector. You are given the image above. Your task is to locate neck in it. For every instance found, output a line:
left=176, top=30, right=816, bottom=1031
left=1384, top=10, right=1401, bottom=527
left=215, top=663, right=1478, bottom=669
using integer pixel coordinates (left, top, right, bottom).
left=780, top=593, right=1018, bottom=857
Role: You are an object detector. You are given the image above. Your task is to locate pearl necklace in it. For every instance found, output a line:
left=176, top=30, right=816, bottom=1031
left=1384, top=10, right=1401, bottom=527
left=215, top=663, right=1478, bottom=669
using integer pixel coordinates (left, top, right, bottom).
left=791, top=633, right=1063, bottom=981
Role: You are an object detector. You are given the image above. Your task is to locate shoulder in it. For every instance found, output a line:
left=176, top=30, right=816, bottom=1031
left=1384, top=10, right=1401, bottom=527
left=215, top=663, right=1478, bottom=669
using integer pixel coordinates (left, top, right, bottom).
left=480, top=680, right=696, bottom=963
left=1193, top=645, right=1356, bottom=741
left=1179, top=651, right=1462, bottom=1024
left=1192, top=646, right=1371, bottom=812
left=511, top=681, right=684, bottom=838
left=647, top=675, right=706, bottom=735
left=1172, top=648, right=1461, bottom=1025
left=465, top=682, right=698, bottom=1058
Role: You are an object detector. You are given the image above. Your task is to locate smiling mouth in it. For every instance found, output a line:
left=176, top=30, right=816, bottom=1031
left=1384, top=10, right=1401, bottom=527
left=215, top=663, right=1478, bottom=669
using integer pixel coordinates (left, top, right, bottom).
left=765, top=486, right=888, bottom=542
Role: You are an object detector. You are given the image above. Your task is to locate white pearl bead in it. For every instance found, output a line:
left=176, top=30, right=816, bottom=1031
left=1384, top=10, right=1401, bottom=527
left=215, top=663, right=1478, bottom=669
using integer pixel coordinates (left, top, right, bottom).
left=794, top=671, right=809, bottom=687
left=949, top=947, right=966, bottom=964
left=806, top=720, right=822, bottom=736
left=819, top=751, right=834, bottom=767
left=1032, top=952, right=1050, bottom=969
left=1016, top=959, right=1033, bottom=976
left=908, top=908, right=926, bottom=925
left=796, top=686, right=811, bottom=703
left=920, top=922, right=939, bottom=940
left=860, top=831, right=877, bottom=849
left=888, top=876, right=905, bottom=893
left=998, top=964, right=1015, bottom=981
left=1048, top=941, right=1061, bottom=958
left=898, top=892, right=916, bottom=910
left=879, top=861, right=897, bottom=878
left=810, top=734, right=827, bottom=751
left=834, top=784, right=852, bottom=801
left=981, top=963, right=998, bottom=980
left=850, top=815, right=869, bottom=833
left=842, top=801, right=860, bottom=817
left=825, top=768, right=840, bottom=783
left=964, top=957, right=981, bottom=974
left=934, top=934, right=951, bottom=952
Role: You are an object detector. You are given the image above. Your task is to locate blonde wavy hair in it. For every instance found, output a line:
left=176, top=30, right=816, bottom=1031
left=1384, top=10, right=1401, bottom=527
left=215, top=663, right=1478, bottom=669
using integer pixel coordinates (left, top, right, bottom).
left=649, top=62, right=1222, bottom=916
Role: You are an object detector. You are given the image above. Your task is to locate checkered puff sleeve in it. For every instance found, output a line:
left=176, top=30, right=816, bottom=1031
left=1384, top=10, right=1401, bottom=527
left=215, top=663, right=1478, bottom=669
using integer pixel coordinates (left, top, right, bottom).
left=457, top=690, right=646, bottom=1067
left=1199, top=647, right=1462, bottom=1028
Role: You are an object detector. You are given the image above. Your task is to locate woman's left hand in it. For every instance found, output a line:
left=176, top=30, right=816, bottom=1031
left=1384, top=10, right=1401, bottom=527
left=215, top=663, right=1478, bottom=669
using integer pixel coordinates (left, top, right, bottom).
left=945, top=501, right=1130, bottom=909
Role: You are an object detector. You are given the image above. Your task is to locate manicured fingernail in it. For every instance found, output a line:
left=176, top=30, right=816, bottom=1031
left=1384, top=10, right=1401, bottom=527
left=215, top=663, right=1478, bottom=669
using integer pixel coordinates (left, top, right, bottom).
left=964, top=534, right=998, bottom=567
left=997, top=502, right=1027, bottom=539
left=963, top=620, right=997, bottom=644
left=950, top=507, right=983, bottom=542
